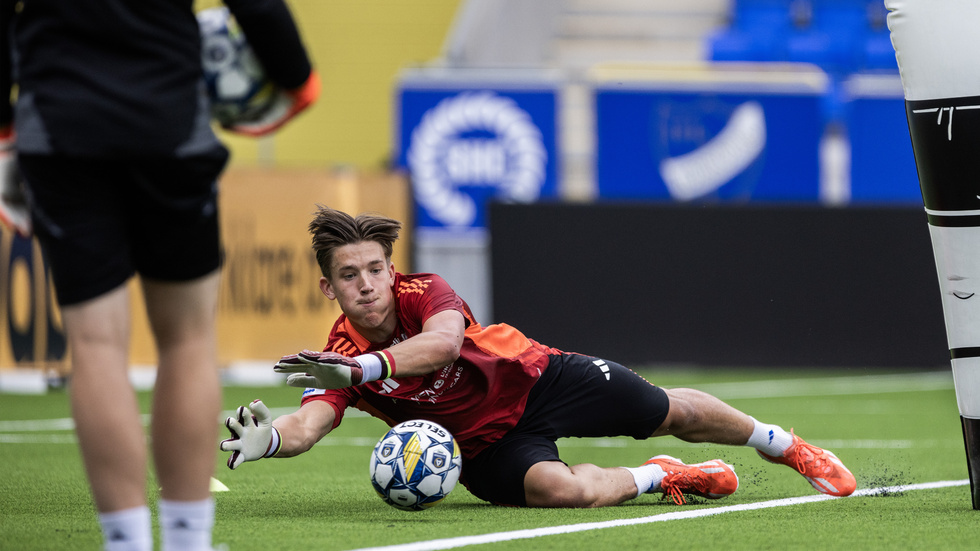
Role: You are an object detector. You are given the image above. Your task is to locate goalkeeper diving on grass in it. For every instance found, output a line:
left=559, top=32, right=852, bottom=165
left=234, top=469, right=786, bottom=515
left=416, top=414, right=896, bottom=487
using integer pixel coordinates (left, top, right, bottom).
left=220, top=206, right=856, bottom=507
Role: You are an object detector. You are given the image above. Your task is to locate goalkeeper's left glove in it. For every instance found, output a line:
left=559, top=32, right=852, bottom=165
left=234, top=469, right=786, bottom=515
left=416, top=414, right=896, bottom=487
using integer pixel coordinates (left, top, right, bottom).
left=219, top=399, right=281, bottom=470
left=274, top=349, right=395, bottom=389
left=224, top=70, right=321, bottom=137
left=0, top=127, right=31, bottom=238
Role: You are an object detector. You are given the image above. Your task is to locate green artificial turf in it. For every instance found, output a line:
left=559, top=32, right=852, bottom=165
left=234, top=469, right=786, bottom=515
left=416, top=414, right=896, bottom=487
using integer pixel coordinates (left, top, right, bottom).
left=1, top=366, right=973, bottom=550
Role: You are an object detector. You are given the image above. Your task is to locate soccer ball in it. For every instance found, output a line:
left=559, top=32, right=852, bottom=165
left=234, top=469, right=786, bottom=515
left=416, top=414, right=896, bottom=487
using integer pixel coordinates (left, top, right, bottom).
left=197, top=7, right=278, bottom=126
left=369, top=420, right=463, bottom=511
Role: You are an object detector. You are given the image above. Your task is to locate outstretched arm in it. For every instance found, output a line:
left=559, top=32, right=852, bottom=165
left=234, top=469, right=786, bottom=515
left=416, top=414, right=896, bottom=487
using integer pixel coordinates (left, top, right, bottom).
left=275, top=309, right=466, bottom=389
left=219, top=399, right=336, bottom=469
left=270, top=400, right=336, bottom=458
left=383, top=309, right=466, bottom=377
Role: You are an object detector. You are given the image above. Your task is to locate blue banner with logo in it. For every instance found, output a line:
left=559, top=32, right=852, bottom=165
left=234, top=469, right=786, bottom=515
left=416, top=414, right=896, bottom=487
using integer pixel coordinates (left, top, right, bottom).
left=595, top=83, right=824, bottom=202
left=397, top=82, right=559, bottom=230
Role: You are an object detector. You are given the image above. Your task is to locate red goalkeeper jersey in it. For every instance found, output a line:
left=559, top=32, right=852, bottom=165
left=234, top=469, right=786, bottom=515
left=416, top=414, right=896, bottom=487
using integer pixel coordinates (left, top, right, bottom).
left=301, top=272, right=560, bottom=458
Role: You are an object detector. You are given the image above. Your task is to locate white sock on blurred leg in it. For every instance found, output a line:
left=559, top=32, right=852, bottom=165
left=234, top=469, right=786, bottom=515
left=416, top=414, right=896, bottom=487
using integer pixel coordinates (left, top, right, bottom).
left=100, top=506, right=152, bottom=551
left=159, top=498, right=214, bottom=551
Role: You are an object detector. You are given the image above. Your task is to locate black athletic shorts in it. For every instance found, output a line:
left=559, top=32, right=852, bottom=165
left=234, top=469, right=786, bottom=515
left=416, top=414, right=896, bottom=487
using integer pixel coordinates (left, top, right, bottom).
left=19, top=150, right=229, bottom=306
left=462, top=352, right=670, bottom=506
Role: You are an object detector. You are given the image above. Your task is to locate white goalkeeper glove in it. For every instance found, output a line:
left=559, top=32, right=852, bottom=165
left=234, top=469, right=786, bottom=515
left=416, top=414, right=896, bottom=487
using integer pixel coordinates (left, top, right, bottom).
left=219, top=399, right=281, bottom=470
left=273, top=349, right=394, bottom=389
left=224, top=70, right=320, bottom=137
left=0, top=127, right=31, bottom=238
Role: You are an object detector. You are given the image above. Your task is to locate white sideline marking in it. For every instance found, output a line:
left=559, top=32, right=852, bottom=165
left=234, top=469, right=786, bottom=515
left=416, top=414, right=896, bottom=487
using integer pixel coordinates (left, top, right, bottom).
left=0, top=434, right=80, bottom=444
left=693, top=371, right=952, bottom=400
left=555, top=438, right=946, bottom=450
left=0, top=372, right=952, bottom=434
left=0, top=414, right=151, bottom=433
left=0, top=408, right=301, bottom=433
left=0, top=433, right=945, bottom=450
left=348, top=480, right=969, bottom=551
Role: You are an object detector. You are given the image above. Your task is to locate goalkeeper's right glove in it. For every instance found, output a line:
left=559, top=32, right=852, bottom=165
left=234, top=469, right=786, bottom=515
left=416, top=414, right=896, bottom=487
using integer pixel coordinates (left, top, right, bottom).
left=273, top=349, right=395, bottom=389
left=0, top=126, right=32, bottom=238
left=224, top=70, right=321, bottom=137
left=219, top=399, right=282, bottom=469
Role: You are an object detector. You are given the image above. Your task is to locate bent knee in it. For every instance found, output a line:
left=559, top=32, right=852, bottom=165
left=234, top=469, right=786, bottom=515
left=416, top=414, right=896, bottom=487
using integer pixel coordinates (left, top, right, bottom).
left=656, top=388, right=706, bottom=436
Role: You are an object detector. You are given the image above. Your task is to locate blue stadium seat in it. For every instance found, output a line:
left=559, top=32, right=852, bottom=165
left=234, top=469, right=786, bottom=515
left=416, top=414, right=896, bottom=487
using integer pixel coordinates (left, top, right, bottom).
left=733, top=0, right=796, bottom=29
left=858, top=1, right=898, bottom=71
left=709, top=28, right=788, bottom=62
left=861, top=29, right=897, bottom=71
left=709, top=0, right=896, bottom=73
left=708, top=0, right=794, bottom=62
left=784, top=0, right=867, bottom=74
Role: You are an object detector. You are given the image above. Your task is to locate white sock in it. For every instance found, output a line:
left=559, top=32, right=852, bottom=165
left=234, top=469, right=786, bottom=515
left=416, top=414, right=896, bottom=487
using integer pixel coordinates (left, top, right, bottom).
left=746, top=418, right=795, bottom=457
left=99, top=506, right=152, bottom=551
left=622, top=463, right=667, bottom=497
left=159, top=498, right=214, bottom=551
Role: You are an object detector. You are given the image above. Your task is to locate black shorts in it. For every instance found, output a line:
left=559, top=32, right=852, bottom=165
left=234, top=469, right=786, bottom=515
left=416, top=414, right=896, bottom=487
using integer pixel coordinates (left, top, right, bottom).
left=462, top=352, right=670, bottom=506
left=19, top=150, right=229, bottom=306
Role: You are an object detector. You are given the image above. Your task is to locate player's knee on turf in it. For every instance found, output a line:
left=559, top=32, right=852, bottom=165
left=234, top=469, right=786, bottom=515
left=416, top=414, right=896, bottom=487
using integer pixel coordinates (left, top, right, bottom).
left=524, top=462, right=618, bottom=508
left=524, top=461, right=590, bottom=507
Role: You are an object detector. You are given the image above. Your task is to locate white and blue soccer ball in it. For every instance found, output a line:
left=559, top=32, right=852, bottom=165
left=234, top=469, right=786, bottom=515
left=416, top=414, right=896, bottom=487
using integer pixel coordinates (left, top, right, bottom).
left=197, top=7, right=278, bottom=126
left=369, top=420, right=463, bottom=511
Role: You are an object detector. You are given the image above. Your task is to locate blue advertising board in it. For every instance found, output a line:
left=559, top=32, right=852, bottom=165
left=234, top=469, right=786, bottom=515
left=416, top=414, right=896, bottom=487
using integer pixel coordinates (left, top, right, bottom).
left=844, top=74, right=921, bottom=203
left=593, top=64, right=828, bottom=202
left=396, top=70, right=559, bottom=230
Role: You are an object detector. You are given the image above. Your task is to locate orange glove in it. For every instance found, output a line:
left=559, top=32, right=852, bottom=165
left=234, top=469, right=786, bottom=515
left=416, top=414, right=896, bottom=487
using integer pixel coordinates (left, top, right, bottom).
left=224, top=70, right=320, bottom=137
left=0, top=126, right=31, bottom=238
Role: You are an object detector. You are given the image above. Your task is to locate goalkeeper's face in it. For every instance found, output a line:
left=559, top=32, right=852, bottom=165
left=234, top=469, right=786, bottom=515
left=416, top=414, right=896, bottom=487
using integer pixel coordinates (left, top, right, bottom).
left=320, top=241, right=397, bottom=341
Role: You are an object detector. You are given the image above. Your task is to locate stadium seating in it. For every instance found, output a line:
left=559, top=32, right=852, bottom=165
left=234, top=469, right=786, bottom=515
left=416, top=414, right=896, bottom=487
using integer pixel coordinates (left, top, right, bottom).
left=707, top=0, right=794, bottom=62
left=859, top=1, right=897, bottom=71
left=710, top=0, right=897, bottom=74
left=709, top=0, right=898, bottom=127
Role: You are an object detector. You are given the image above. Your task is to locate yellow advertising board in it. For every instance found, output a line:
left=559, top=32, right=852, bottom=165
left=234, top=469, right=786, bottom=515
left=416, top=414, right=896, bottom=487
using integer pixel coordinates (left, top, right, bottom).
left=0, top=168, right=410, bottom=372
left=0, top=234, right=64, bottom=372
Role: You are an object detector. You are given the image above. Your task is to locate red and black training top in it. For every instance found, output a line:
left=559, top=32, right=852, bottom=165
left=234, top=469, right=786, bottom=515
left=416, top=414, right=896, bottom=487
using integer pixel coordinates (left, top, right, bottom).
left=301, top=272, right=562, bottom=459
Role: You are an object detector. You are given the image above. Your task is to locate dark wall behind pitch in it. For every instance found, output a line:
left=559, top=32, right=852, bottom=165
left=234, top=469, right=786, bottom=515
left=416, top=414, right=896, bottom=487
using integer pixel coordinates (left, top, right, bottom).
left=489, top=203, right=949, bottom=368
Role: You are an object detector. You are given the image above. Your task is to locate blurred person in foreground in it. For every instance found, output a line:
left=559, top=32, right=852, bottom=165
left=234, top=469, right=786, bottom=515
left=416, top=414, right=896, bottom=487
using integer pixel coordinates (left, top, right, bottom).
left=0, top=0, right=318, bottom=549
left=219, top=205, right=857, bottom=509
